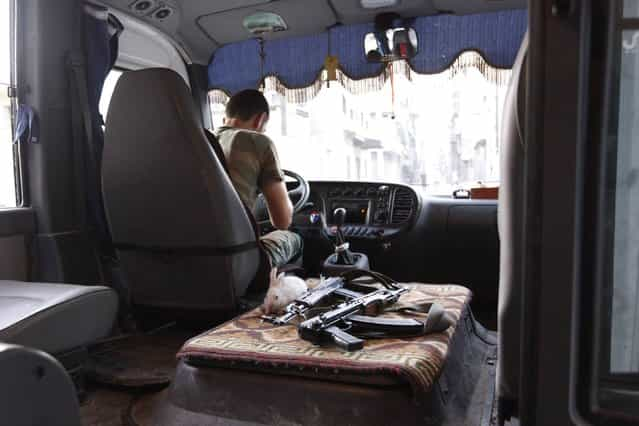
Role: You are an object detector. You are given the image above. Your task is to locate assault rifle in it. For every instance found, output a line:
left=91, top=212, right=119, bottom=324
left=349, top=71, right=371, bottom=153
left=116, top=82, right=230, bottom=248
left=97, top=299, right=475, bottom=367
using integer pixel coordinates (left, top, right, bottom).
left=265, top=269, right=453, bottom=351
left=261, top=270, right=401, bottom=325
left=261, top=276, right=348, bottom=325
left=298, top=284, right=415, bottom=351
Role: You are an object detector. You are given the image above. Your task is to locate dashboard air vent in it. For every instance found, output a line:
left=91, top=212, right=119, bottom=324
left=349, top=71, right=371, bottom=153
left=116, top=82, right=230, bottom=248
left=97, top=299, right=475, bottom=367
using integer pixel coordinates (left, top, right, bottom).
left=391, top=188, right=415, bottom=225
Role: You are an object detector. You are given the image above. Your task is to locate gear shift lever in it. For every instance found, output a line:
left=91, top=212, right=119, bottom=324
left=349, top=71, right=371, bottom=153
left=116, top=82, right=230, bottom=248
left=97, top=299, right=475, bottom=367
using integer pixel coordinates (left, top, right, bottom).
left=322, top=207, right=370, bottom=276
left=333, top=207, right=347, bottom=245
left=333, top=207, right=355, bottom=265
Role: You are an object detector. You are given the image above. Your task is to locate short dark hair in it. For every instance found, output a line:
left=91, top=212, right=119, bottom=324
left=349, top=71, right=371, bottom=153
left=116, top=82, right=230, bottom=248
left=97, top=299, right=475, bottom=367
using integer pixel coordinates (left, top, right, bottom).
left=225, top=89, right=270, bottom=121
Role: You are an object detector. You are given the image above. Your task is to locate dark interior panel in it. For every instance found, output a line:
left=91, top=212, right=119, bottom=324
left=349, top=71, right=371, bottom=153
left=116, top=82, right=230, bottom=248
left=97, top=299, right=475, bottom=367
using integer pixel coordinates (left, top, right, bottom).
left=444, top=204, right=499, bottom=287
left=0, top=209, right=35, bottom=281
left=444, top=202, right=499, bottom=302
left=0, top=235, right=28, bottom=281
left=397, top=197, right=499, bottom=307
left=15, top=0, right=102, bottom=286
left=0, top=208, right=35, bottom=237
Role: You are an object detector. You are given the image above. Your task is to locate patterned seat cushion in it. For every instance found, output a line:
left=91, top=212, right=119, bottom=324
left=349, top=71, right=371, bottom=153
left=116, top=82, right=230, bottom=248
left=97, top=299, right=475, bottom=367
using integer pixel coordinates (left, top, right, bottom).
left=178, top=283, right=472, bottom=398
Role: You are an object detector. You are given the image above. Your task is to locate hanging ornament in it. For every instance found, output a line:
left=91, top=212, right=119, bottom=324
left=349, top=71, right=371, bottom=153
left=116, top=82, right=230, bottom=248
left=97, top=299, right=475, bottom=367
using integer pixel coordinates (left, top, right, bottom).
left=258, top=37, right=266, bottom=90
left=324, top=55, right=339, bottom=82
left=388, top=62, right=396, bottom=120
left=324, top=25, right=339, bottom=88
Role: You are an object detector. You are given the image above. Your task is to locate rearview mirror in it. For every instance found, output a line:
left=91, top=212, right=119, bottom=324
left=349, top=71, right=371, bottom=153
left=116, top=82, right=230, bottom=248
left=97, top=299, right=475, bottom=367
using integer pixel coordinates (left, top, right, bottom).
left=364, top=27, right=418, bottom=63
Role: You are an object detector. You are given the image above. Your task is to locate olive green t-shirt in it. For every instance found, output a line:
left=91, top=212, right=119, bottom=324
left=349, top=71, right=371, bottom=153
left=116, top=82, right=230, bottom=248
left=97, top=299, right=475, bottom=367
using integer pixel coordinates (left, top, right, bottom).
left=214, top=126, right=285, bottom=211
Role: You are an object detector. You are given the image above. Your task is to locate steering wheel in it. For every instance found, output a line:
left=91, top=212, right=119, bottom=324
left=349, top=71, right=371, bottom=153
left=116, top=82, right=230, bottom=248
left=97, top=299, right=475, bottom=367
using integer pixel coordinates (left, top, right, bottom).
left=254, top=169, right=311, bottom=223
left=283, top=170, right=311, bottom=213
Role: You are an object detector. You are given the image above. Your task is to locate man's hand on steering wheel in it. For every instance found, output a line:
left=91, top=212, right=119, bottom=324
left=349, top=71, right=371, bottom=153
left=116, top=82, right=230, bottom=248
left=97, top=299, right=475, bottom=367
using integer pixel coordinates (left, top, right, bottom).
left=282, top=170, right=311, bottom=213
left=255, top=170, right=310, bottom=225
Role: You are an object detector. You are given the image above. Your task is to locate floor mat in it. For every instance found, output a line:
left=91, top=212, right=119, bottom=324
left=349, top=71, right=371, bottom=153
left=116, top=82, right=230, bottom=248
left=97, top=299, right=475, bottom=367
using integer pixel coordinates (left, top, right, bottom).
left=468, top=330, right=498, bottom=426
left=86, top=325, right=189, bottom=388
left=80, top=326, right=193, bottom=426
left=80, top=387, right=137, bottom=426
left=124, top=390, right=167, bottom=426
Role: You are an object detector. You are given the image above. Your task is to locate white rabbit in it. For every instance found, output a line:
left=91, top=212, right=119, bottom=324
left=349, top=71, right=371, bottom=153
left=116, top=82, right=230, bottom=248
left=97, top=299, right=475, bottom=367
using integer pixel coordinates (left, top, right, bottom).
left=262, top=268, right=308, bottom=315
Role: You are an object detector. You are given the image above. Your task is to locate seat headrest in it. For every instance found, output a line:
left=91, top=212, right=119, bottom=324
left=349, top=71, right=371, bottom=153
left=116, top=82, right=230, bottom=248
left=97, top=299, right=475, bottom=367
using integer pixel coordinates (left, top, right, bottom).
left=107, top=68, right=199, bottom=132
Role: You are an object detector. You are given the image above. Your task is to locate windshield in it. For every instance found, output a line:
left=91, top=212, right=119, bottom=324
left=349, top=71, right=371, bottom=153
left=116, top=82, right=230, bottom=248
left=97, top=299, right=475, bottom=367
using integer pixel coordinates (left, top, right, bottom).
left=209, top=53, right=511, bottom=195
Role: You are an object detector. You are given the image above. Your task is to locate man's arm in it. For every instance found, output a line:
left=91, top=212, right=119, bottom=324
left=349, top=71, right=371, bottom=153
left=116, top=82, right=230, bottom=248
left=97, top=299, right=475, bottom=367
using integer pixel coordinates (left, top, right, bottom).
left=262, top=179, right=293, bottom=230
left=257, top=135, right=292, bottom=230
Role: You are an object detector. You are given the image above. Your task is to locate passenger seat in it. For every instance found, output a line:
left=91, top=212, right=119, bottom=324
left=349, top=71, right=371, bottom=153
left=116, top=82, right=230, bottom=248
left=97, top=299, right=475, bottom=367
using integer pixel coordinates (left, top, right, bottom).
left=0, top=343, right=81, bottom=426
left=0, top=281, right=117, bottom=355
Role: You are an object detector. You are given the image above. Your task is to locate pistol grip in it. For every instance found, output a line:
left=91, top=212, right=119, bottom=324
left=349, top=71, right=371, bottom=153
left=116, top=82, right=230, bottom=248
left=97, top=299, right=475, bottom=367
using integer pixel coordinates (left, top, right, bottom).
left=327, top=326, right=364, bottom=351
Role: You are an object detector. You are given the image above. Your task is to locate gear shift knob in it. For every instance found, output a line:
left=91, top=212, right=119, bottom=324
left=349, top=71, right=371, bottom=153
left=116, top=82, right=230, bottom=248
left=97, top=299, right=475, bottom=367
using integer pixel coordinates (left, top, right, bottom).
left=330, top=207, right=355, bottom=266
left=333, top=208, right=347, bottom=227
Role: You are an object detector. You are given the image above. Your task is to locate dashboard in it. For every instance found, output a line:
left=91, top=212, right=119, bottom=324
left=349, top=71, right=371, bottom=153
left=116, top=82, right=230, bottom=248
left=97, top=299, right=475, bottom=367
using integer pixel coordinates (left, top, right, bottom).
left=284, top=181, right=500, bottom=327
left=295, top=181, right=420, bottom=240
left=288, top=181, right=500, bottom=324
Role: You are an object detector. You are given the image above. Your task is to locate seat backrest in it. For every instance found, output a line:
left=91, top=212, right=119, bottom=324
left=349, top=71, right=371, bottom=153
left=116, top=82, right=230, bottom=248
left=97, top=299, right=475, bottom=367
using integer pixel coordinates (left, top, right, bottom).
left=102, top=68, right=260, bottom=312
left=497, top=33, right=528, bottom=413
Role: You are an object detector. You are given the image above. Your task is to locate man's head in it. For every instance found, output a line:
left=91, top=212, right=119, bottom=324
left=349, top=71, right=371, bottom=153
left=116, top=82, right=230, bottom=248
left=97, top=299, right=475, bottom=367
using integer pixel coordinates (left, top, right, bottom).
left=224, top=89, right=270, bottom=133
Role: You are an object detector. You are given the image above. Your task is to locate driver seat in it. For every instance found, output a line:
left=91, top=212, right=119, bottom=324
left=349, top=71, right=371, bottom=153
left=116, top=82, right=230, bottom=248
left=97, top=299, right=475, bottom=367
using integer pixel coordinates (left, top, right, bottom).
left=102, top=68, right=264, bottom=315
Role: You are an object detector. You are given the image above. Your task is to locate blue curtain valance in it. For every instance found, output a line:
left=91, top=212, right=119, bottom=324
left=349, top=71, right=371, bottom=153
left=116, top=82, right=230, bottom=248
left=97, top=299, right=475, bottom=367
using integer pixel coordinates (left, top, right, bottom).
left=208, top=9, right=527, bottom=96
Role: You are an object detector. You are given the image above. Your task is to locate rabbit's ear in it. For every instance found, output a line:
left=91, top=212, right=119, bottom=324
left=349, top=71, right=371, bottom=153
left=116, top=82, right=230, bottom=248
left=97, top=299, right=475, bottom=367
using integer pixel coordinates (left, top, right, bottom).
left=270, top=268, right=278, bottom=281
left=277, top=273, right=285, bottom=281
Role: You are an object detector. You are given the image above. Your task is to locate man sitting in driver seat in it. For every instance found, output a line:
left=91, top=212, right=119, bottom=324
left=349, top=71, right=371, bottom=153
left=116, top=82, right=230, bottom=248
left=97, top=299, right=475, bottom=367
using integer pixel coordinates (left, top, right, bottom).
left=214, top=89, right=302, bottom=268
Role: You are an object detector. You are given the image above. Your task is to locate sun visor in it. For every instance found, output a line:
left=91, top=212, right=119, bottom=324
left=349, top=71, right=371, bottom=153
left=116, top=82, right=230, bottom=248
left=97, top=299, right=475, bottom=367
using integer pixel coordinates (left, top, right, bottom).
left=208, top=9, right=527, bottom=99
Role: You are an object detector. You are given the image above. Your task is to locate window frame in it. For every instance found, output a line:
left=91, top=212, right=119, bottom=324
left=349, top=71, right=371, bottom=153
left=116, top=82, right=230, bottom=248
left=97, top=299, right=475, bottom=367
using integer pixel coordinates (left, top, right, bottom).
left=593, top=0, right=639, bottom=419
left=571, top=0, right=639, bottom=423
left=4, top=0, right=23, bottom=208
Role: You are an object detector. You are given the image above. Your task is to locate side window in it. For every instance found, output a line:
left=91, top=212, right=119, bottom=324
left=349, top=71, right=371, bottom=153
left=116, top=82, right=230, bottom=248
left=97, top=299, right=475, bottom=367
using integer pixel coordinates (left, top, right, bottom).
left=588, top=0, right=639, bottom=420
left=208, top=56, right=509, bottom=193
left=608, top=1, right=639, bottom=375
left=99, top=69, right=123, bottom=122
left=0, top=0, right=16, bottom=208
